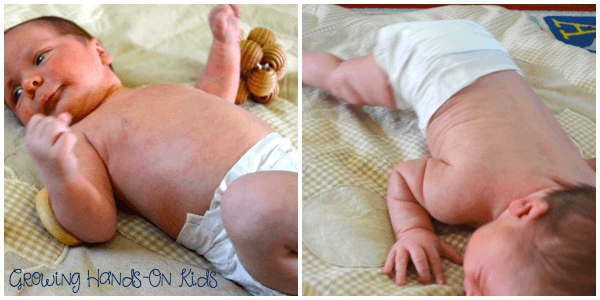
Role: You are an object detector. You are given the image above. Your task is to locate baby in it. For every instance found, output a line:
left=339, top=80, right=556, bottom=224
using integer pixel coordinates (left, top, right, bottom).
left=303, top=19, right=595, bottom=295
left=5, top=5, right=297, bottom=296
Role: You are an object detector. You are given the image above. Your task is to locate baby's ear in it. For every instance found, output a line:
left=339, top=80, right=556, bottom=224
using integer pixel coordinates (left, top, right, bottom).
left=508, top=198, right=549, bottom=222
left=91, top=38, right=113, bottom=66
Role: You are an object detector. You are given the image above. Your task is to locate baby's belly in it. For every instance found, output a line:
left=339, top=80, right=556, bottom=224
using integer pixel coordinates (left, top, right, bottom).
left=83, top=84, right=274, bottom=237
left=109, top=142, right=237, bottom=238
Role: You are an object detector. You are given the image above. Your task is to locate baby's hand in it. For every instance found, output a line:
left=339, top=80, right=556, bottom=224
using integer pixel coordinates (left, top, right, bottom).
left=383, top=228, right=463, bottom=286
left=208, top=4, right=242, bottom=44
left=25, top=113, right=79, bottom=178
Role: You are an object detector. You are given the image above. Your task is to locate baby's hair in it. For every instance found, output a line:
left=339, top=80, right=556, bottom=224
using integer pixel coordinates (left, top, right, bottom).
left=5, top=16, right=92, bottom=42
left=515, top=183, right=595, bottom=295
left=4, top=16, right=113, bottom=70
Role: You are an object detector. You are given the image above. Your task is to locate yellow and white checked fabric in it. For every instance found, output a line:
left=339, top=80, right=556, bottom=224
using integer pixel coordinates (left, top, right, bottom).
left=5, top=167, right=69, bottom=267
left=302, top=4, right=595, bottom=296
left=555, top=109, right=596, bottom=160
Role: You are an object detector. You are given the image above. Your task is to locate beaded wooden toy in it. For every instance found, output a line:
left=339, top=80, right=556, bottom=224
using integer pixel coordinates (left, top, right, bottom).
left=237, top=27, right=287, bottom=104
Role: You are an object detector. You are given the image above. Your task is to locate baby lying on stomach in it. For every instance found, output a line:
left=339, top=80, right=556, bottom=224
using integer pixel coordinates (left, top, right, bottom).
left=4, top=4, right=297, bottom=296
left=303, top=19, right=595, bottom=295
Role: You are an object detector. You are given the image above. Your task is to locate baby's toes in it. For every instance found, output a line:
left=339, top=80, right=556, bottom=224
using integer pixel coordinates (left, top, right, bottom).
left=211, top=11, right=239, bottom=43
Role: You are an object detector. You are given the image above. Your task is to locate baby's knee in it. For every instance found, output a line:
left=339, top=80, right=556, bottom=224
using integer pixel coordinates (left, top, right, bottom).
left=221, top=171, right=297, bottom=237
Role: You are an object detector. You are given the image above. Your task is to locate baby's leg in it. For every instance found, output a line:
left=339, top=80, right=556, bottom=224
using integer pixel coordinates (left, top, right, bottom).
left=303, top=48, right=397, bottom=108
left=221, top=171, right=298, bottom=295
left=195, top=4, right=242, bottom=103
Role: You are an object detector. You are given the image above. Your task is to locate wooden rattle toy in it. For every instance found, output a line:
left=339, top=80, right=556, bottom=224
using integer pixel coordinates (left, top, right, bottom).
left=254, top=82, right=279, bottom=104
left=248, top=27, right=276, bottom=47
left=262, top=43, right=286, bottom=75
left=236, top=79, right=251, bottom=105
left=240, top=40, right=263, bottom=72
left=237, top=27, right=287, bottom=104
left=247, top=67, right=277, bottom=97
left=36, top=188, right=83, bottom=246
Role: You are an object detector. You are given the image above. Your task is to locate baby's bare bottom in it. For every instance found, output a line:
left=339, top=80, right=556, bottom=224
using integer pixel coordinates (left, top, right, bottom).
left=302, top=49, right=396, bottom=108
left=221, top=170, right=298, bottom=295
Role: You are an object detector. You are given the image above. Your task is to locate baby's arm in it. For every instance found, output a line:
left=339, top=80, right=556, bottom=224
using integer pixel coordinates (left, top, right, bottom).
left=26, top=113, right=117, bottom=243
left=383, top=158, right=463, bottom=286
left=302, top=48, right=397, bottom=108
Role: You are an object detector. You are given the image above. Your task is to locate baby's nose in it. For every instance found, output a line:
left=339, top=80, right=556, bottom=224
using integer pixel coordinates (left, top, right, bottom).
left=23, top=75, right=43, bottom=99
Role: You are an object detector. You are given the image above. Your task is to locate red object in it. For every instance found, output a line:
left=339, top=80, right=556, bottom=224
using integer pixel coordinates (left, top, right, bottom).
left=336, top=4, right=596, bottom=12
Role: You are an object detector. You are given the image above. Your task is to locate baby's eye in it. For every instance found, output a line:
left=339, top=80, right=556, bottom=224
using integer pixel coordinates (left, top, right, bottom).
left=36, top=53, right=46, bottom=65
left=13, top=88, right=23, bottom=102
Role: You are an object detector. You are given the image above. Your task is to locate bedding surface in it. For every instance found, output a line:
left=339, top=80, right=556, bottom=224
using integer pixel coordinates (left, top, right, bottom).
left=302, top=4, right=595, bottom=296
left=5, top=4, right=298, bottom=296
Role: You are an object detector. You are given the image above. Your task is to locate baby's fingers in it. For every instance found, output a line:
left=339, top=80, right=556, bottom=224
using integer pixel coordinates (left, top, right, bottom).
left=25, top=114, right=45, bottom=136
left=48, top=120, right=72, bottom=146
left=425, top=246, right=446, bottom=285
left=394, top=249, right=410, bottom=285
left=383, top=248, right=396, bottom=276
left=385, top=247, right=410, bottom=285
left=409, top=247, right=433, bottom=285
left=57, top=112, right=72, bottom=125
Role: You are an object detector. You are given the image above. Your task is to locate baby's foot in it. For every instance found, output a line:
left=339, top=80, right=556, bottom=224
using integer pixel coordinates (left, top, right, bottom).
left=209, top=4, right=242, bottom=44
left=196, top=4, right=242, bottom=103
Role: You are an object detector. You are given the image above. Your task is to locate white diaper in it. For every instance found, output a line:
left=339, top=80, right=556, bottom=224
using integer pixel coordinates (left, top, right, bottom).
left=176, top=132, right=298, bottom=296
left=374, top=19, right=523, bottom=130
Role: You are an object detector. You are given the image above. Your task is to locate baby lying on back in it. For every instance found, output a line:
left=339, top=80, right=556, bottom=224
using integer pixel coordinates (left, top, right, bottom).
left=303, top=19, right=595, bottom=295
left=5, top=5, right=297, bottom=296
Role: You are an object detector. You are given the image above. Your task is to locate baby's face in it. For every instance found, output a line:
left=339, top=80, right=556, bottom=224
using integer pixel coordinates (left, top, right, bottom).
left=462, top=212, right=528, bottom=295
left=4, top=22, right=114, bottom=125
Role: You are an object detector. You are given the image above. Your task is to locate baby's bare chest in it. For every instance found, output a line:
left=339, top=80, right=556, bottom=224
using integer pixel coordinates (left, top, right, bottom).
left=75, top=85, right=273, bottom=215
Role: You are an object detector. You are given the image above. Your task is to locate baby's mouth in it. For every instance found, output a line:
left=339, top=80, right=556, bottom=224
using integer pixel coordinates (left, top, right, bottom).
left=42, top=86, right=62, bottom=114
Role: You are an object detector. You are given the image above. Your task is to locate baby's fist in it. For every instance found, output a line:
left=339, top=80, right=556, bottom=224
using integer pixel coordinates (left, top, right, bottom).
left=25, top=113, right=79, bottom=177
